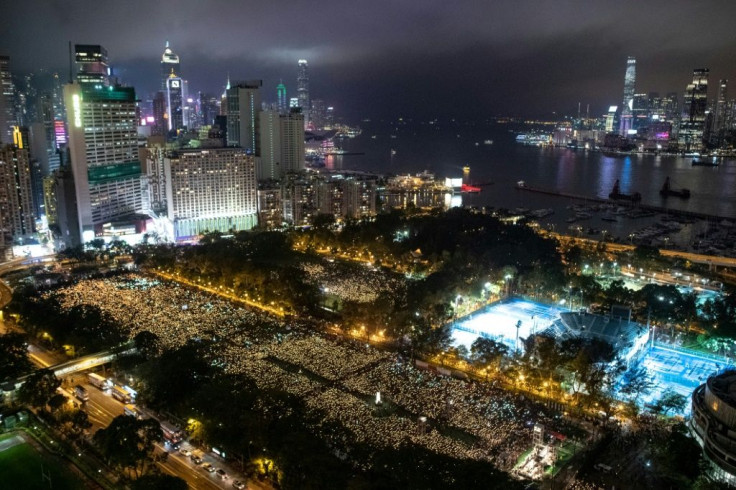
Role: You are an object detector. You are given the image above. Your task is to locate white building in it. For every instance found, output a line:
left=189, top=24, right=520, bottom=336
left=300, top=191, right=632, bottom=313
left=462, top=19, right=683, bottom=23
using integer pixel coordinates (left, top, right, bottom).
left=164, top=147, right=257, bottom=240
left=64, top=83, right=144, bottom=243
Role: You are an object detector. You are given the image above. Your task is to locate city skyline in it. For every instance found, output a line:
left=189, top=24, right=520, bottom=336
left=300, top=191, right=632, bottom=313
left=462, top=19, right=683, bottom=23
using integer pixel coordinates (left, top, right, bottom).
left=1, top=1, right=736, bottom=120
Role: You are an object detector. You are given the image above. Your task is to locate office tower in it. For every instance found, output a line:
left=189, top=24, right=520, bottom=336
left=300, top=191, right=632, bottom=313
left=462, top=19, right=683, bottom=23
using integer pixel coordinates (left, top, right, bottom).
left=164, top=147, right=257, bottom=239
left=297, top=59, right=310, bottom=125
left=712, top=79, right=728, bottom=144
left=277, top=81, right=287, bottom=114
left=64, top=82, right=143, bottom=243
left=605, top=106, right=618, bottom=133
left=325, top=106, right=334, bottom=129
left=151, top=91, right=167, bottom=136
left=619, top=56, right=636, bottom=135
left=259, top=109, right=281, bottom=180
left=199, top=93, right=219, bottom=127
left=631, top=93, right=649, bottom=130
left=679, top=69, right=709, bottom=152
left=0, top=142, right=35, bottom=241
left=75, top=45, right=109, bottom=86
left=161, top=42, right=181, bottom=91
left=259, top=108, right=305, bottom=180
left=225, top=80, right=262, bottom=152
left=0, top=56, right=16, bottom=144
left=311, top=99, right=326, bottom=130
left=280, top=109, right=305, bottom=174
left=662, top=92, right=679, bottom=122
left=165, top=74, right=184, bottom=132
left=289, top=97, right=299, bottom=109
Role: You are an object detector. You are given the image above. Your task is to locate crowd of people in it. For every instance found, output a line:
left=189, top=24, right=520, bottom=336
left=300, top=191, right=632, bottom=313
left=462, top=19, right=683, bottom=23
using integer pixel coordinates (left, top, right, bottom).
left=48, top=273, right=566, bottom=476
left=300, top=261, right=404, bottom=304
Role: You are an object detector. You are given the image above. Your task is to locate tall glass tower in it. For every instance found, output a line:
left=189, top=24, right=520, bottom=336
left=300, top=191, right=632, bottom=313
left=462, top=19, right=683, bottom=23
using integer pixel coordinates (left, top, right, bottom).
left=160, top=41, right=180, bottom=91
left=277, top=81, right=287, bottom=114
left=297, top=59, right=309, bottom=124
left=619, top=56, right=636, bottom=135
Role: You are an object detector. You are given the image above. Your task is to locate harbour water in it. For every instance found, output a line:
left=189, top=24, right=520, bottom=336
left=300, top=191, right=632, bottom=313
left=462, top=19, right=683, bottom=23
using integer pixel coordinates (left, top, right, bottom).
left=329, top=120, right=736, bottom=249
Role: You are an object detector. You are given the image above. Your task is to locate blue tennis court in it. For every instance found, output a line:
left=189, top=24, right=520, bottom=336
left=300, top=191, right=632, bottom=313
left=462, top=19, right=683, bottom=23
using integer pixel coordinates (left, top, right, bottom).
left=452, top=298, right=562, bottom=351
left=638, top=345, right=732, bottom=409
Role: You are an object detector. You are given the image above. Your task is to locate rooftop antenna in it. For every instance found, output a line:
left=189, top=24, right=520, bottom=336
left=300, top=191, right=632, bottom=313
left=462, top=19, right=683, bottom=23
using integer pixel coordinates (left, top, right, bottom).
left=577, top=102, right=581, bottom=119
left=586, top=103, right=590, bottom=120
left=68, top=41, right=73, bottom=83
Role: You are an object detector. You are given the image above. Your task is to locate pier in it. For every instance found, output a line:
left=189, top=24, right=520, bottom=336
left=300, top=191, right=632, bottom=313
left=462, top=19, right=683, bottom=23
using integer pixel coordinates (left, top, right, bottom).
left=515, top=182, right=733, bottom=222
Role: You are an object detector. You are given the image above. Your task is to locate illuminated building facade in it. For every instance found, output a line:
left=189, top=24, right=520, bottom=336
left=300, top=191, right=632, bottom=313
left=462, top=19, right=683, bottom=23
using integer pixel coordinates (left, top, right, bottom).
left=0, top=56, right=16, bottom=145
left=297, top=59, right=310, bottom=126
left=691, top=371, right=736, bottom=486
left=160, top=42, right=180, bottom=91
left=679, top=69, right=709, bottom=152
left=619, top=56, right=636, bottom=135
left=277, top=81, right=287, bottom=114
left=75, top=45, right=109, bottom=86
left=0, top=142, right=35, bottom=241
left=164, top=147, right=257, bottom=239
left=226, top=80, right=262, bottom=153
left=711, top=79, right=728, bottom=146
left=166, top=74, right=184, bottom=132
left=64, top=83, right=143, bottom=243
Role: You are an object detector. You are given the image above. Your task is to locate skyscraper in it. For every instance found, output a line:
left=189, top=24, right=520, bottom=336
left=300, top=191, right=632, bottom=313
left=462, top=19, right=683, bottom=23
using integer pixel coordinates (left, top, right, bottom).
left=277, top=81, right=287, bottom=114
left=712, top=79, right=728, bottom=144
left=619, top=56, right=636, bottom=135
left=0, top=141, right=35, bottom=242
left=165, top=74, right=184, bottom=132
left=74, top=45, right=109, bottom=86
left=258, top=107, right=305, bottom=180
left=679, top=69, right=709, bottom=152
left=0, top=56, right=16, bottom=145
left=64, top=82, right=143, bottom=243
left=160, top=41, right=180, bottom=91
left=279, top=109, right=305, bottom=174
left=226, top=80, right=262, bottom=153
left=297, top=59, right=309, bottom=125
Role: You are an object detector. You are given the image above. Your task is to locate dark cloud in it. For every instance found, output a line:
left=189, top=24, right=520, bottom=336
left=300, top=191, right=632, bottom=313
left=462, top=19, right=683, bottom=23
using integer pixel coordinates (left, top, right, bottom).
left=1, top=0, right=735, bottom=120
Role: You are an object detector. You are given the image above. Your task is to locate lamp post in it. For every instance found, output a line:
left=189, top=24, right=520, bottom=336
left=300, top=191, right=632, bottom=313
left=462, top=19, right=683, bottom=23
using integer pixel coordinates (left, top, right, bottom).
left=505, top=274, right=513, bottom=297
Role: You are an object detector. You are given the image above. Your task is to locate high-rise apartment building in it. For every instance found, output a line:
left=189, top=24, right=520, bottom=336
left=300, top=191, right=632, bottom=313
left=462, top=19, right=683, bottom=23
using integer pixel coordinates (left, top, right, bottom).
left=164, top=147, right=257, bottom=239
left=297, top=60, right=310, bottom=125
left=712, top=79, right=728, bottom=144
left=226, top=80, right=262, bottom=153
left=679, top=69, right=709, bottom=152
left=0, top=56, right=16, bottom=145
left=0, top=142, right=35, bottom=241
left=280, top=109, right=305, bottom=174
left=619, top=56, right=636, bottom=135
left=64, top=82, right=143, bottom=243
left=75, top=45, right=109, bottom=86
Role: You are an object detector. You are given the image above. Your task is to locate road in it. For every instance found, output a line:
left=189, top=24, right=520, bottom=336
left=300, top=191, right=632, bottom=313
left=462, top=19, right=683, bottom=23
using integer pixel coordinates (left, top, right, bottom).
left=63, top=374, right=263, bottom=490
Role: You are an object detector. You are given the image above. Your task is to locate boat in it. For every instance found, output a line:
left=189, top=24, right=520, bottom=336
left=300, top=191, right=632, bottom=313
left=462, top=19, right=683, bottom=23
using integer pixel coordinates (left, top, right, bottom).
left=530, top=208, right=554, bottom=219
left=516, top=180, right=526, bottom=188
left=601, top=214, right=618, bottom=222
left=461, top=183, right=481, bottom=193
left=692, top=159, right=719, bottom=167
left=609, top=179, right=641, bottom=202
left=659, top=177, right=691, bottom=199
left=484, top=139, right=493, bottom=145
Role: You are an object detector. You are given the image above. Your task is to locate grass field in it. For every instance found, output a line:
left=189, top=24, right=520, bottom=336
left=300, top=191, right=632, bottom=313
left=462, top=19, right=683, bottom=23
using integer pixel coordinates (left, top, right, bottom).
left=0, top=433, right=83, bottom=490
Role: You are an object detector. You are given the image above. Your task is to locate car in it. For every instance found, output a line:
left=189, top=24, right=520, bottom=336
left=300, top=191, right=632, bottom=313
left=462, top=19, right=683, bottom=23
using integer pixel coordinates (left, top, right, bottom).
left=179, top=448, right=192, bottom=457
left=232, top=481, right=246, bottom=489
left=190, top=454, right=203, bottom=465
left=216, top=468, right=228, bottom=479
left=202, top=463, right=215, bottom=473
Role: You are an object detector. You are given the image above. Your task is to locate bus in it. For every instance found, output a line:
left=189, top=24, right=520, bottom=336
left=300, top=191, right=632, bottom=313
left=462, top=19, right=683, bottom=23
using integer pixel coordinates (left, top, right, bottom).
left=111, top=385, right=132, bottom=404
left=74, top=385, right=89, bottom=402
left=160, top=421, right=184, bottom=446
left=123, top=404, right=142, bottom=419
left=88, top=373, right=110, bottom=390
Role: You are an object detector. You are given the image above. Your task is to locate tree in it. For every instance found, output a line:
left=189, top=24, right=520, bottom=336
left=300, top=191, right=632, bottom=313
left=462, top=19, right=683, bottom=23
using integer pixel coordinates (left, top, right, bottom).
left=130, top=474, right=188, bottom=490
left=17, top=369, right=61, bottom=408
left=619, top=364, right=654, bottom=402
left=470, top=337, right=508, bottom=375
left=94, top=415, right=162, bottom=478
left=652, top=389, right=687, bottom=416
left=134, top=331, right=161, bottom=360
left=0, top=332, right=33, bottom=380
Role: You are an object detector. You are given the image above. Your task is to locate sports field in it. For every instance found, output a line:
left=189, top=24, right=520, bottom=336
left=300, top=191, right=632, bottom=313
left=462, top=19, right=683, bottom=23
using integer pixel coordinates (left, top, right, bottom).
left=0, top=433, right=82, bottom=490
left=639, top=344, right=731, bottom=409
left=452, top=298, right=562, bottom=351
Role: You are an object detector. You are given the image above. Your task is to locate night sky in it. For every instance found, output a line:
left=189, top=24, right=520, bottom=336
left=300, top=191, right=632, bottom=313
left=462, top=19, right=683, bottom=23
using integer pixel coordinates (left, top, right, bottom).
left=1, top=0, right=735, bottom=121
